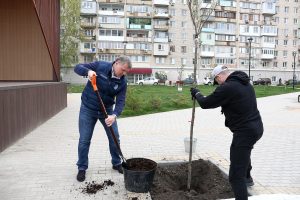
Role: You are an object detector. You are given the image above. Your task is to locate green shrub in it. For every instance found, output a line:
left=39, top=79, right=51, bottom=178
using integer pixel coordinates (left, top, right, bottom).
left=125, top=87, right=142, bottom=111
left=148, top=96, right=162, bottom=110
left=171, top=94, right=189, bottom=107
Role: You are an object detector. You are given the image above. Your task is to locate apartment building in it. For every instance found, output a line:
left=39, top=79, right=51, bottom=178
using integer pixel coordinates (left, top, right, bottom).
left=78, top=0, right=300, bottom=84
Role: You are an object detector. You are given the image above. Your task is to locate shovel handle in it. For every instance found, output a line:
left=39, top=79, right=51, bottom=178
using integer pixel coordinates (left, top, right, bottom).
left=91, top=75, right=126, bottom=162
left=91, top=75, right=98, bottom=91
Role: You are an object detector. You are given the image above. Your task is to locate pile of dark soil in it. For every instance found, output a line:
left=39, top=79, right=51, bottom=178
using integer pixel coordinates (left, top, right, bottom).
left=80, top=180, right=114, bottom=194
left=125, top=158, right=157, bottom=171
left=150, top=159, right=234, bottom=200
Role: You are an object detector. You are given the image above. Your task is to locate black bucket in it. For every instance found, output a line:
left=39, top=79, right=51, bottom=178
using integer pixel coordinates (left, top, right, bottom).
left=122, top=158, right=157, bottom=193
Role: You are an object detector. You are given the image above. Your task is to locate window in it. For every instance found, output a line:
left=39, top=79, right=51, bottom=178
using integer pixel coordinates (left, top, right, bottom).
left=181, top=46, right=187, bottom=53
left=99, top=54, right=119, bottom=62
left=181, top=33, right=187, bottom=40
left=293, top=40, right=297, bottom=46
left=293, top=30, right=298, bottom=37
left=283, top=62, right=287, bottom=67
left=84, top=55, right=93, bottom=63
left=284, top=7, right=289, bottom=13
left=170, top=21, right=175, bottom=27
left=181, top=21, right=187, bottom=28
left=170, top=45, right=175, bottom=52
left=158, top=44, right=164, bottom=51
left=284, top=40, right=288, bottom=45
left=170, top=58, right=175, bottom=64
left=273, top=62, right=278, bottom=67
left=156, top=57, right=165, bottom=64
left=170, top=9, right=175, bottom=16
left=207, top=34, right=212, bottom=40
left=84, top=43, right=91, bottom=48
left=284, top=18, right=288, bottom=24
left=99, top=29, right=123, bottom=36
left=181, top=58, right=187, bottom=65
left=294, top=18, right=298, bottom=24
left=181, top=9, right=187, bottom=16
left=283, top=50, right=288, bottom=57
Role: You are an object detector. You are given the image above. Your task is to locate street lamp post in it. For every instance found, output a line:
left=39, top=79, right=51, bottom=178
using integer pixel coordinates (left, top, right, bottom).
left=248, top=37, right=253, bottom=80
left=292, top=51, right=296, bottom=90
left=123, top=41, right=128, bottom=55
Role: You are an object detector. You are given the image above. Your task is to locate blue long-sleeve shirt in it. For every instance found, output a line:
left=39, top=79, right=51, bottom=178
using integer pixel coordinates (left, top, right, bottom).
left=74, top=61, right=127, bottom=117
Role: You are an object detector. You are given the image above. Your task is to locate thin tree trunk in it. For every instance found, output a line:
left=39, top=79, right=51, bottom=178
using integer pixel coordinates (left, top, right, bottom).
left=187, top=99, right=196, bottom=191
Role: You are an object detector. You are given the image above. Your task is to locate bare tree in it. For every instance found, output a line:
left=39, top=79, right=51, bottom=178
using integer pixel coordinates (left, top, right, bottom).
left=186, top=0, right=218, bottom=191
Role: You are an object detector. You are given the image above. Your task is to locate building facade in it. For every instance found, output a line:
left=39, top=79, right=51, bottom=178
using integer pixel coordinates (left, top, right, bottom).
left=78, top=0, right=300, bottom=84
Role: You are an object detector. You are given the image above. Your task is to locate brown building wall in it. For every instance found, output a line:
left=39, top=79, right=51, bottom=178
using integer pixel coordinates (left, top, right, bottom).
left=0, top=83, right=67, bottom=152
left=0, top=0, right=60, bottom=81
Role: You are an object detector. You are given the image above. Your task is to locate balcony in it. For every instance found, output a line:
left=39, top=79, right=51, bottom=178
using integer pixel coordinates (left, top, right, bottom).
left=153, top=37, right=168, bottom=43
left=127, top=24, right=152, bottom=30
left=80, top=2, right=97, bottom=15
left=98, top=48, right=123, bottom=54
left=153, top=24, right=169, bottom=30
left=262, top=2, right=276, bottom=15
left=153, top=0, right=169, bottom=6
left=153, top=12, right=170, bottom=19
left=99, top=23, right=125, bottom=29
left=126, top=0, right=151, bottom=5
left=99, top=10, right=124, bottom=16
left=81, top=35, right=96, bottom=41
left=80, top=21, right=96, bottom=28
left=202, top=27, right=215, bottom=32
left=219, top=0, right=236, bottom=8
left=261, top=54, right=274, bottom=59
left=98, top=0, right=124, bottom=3
left=200, top=51, right=214, bottom=57
left=80, top=48, right=96, bottom=54
left=126, top=37, right=152, bottom=42
left=127, top=12, right=152, bottom=18
left=125, top=49, right=152, bottom=55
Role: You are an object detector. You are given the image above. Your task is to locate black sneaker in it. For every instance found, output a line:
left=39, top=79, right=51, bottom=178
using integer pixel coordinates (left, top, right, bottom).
left=112, top=165, right=123, bottom=174
left=246, top=176, right=254, bottom=187
left=77, top=170, right=86, bottom=182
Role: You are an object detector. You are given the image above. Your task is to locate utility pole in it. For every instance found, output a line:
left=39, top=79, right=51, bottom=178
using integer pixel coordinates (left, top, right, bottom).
left=248, top=37, right=253, bottom=80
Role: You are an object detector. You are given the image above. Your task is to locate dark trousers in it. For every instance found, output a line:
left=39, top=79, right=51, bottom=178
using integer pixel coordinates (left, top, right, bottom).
left=229, top=133, right=262, bottom=200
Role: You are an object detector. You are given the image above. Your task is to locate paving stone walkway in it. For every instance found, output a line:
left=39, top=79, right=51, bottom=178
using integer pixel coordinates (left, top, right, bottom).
left=0, top=91, right=300, bottom=200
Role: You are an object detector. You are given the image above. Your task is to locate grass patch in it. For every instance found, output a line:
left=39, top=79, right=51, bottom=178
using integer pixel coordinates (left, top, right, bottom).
left=67, top=84, right=299, bottom=117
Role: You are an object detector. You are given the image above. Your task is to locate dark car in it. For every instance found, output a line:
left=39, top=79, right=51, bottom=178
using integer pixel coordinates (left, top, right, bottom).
left=285, top=79, right=300, bottom=85
left=183, top=77, right=195, bottom=85
left=253, top=78, right=271, bottom=85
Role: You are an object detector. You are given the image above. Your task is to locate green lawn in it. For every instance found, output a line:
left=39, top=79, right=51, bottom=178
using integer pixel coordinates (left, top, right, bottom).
left=68, top=84, right=299, bottom=117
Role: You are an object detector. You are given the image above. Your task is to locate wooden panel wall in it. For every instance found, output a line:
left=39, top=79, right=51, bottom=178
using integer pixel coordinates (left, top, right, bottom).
left=0, top=0, right=59, bottom=81
left=0, top=83, right=67, bottom=152
left=33, top=0, right=60, bottom=81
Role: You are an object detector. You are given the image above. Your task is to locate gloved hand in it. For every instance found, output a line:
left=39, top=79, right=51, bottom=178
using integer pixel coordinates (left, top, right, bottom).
left=190, top=87, right=200, bottom=99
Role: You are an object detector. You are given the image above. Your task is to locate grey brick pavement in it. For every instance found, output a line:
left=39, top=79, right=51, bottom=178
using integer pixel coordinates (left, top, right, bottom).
left=0, top=91, right=300, bottom=199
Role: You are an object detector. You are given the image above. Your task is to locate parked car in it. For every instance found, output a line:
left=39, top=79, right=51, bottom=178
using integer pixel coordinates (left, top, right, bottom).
left=136, top=77, right=159, bottom=85
left=285, top=79, right=300, bottom=85
left=183, top=77, right=195, bottom=85
left=203, top=77, right=212, bottom=85
left=253, top=78, right=271, bottom=85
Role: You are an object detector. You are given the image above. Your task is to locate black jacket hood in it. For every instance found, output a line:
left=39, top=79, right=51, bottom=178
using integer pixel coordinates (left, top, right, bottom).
left=226, top=71, right=250, bottom=85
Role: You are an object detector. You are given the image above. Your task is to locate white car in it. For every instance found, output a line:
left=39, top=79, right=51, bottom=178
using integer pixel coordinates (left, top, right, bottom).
left=203, top=77, right=212, bottom=85
left=137, top=77, right=159, bottom=85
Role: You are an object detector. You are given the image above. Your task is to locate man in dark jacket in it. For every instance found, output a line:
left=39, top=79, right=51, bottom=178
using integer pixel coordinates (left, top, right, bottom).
left=190, top=65, right=263, bottom=200
left=74, top=56, right=132, bottom=182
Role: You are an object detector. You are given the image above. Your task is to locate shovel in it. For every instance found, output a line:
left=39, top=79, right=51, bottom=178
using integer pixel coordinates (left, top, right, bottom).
left=91, top=75, right=128, bottom=167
